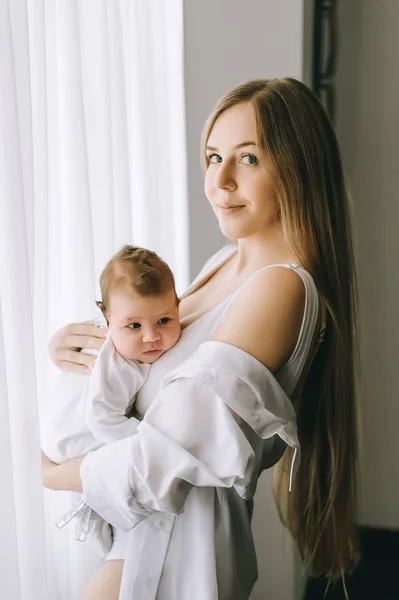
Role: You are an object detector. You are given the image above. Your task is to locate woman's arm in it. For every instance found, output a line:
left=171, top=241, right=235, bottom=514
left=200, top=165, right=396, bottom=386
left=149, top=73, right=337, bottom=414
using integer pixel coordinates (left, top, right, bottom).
left=42, top=268, right=306, bottom=529
left=213, top=266, right=306, bottom=371
left=41, top=451, right=84, bottom=492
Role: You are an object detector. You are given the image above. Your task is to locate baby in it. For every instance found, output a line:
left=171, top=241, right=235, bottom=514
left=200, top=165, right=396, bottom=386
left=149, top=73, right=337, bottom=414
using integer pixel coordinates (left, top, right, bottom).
left=84, top=244, right=181, bottom=443
left=41, top=245, right=181, bottom=553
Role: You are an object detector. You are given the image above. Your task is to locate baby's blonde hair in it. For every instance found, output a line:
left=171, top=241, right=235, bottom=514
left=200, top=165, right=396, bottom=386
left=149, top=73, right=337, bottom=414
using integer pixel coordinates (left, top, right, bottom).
left=97, top=245, right=178, bottom=318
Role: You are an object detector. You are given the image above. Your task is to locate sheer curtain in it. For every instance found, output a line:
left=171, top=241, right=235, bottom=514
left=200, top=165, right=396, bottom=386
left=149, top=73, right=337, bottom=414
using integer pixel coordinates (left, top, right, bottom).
left=0, top=0, right=188, bottom=598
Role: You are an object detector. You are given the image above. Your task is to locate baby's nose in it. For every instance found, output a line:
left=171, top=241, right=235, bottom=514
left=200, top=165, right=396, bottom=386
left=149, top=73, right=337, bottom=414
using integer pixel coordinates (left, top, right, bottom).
left=142, top=327, right=161, bottom=343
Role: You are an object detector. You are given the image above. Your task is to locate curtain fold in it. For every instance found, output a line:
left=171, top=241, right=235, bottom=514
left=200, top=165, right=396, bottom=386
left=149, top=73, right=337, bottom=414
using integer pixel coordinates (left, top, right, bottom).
left=0, top=0, right=187, bottom=598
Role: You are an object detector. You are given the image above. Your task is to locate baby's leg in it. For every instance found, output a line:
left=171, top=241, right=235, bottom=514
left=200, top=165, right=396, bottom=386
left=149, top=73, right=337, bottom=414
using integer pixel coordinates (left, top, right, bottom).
left=79, top=560, right=124, bottom=600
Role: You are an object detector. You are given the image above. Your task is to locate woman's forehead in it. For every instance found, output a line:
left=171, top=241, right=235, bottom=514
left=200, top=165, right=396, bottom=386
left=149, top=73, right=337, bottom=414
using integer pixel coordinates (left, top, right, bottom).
left=207, top=103, right=258, bottom=149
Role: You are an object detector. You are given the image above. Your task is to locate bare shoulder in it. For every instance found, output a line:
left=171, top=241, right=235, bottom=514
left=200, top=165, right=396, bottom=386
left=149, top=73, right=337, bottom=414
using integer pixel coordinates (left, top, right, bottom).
left=211, top=266, right=306, bottom=372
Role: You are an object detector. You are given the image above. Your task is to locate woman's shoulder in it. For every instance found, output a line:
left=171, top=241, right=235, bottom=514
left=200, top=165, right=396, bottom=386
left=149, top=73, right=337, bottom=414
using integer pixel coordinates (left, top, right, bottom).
left=212, top=266, right=306, bottom=373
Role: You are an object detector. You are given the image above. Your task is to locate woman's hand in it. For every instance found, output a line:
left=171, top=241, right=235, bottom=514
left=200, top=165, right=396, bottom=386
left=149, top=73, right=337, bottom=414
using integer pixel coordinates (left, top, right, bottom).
left=41, top=451, right=84, bottom=493
left=49, top=321, right=107, bottom=375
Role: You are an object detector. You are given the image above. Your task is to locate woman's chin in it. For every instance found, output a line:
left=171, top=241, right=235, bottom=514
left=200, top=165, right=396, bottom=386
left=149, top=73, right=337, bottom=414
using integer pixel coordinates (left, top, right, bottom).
left=217, top=219, right=251, bottom=240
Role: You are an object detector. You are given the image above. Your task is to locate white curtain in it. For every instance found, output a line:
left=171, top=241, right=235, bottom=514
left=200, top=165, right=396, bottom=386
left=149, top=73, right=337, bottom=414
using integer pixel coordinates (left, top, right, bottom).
left=0, top=0, right=188, bottom=598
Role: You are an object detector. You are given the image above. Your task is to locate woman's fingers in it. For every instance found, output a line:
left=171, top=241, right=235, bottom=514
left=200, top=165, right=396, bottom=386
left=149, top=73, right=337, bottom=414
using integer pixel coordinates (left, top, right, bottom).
left=66, top=324, right=107, bottom=354
left=48, top=320, right=108, bottom=371
left=56, top=359, right=93, bottom=375
left=64, top=322, right=107, bottom=343
left=65, top=334, right=106, bottom=351
left=55, top=347, right=97, bottom=368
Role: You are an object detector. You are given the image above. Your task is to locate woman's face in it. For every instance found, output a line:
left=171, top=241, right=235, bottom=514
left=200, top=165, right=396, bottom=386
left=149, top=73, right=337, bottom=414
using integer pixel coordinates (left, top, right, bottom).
left=204, top=102, right=278, bottom=240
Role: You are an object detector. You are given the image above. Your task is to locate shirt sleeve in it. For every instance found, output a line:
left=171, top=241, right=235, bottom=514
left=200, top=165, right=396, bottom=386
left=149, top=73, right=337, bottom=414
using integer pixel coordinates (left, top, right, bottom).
left=40, top=371, right=104, bottom=463
left=84, top=334, right=150, bottom=444
left=80, top=341, right=300, bottom=532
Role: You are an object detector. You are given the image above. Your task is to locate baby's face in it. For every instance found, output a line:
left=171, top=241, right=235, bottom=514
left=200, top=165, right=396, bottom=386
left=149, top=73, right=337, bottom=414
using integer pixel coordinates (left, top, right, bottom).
left=107, top=286, right=181, bottom=363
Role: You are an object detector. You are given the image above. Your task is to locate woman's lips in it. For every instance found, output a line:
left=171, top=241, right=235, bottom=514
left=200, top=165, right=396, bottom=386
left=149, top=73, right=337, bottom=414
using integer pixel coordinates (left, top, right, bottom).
left=217, top=205, right=245, bottom=214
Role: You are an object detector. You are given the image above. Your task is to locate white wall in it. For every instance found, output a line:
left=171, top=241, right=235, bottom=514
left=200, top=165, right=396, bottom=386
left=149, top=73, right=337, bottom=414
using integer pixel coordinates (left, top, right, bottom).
left=336, top=1, right=399, bottom=529
left=183, top=2, right=311, bottom=598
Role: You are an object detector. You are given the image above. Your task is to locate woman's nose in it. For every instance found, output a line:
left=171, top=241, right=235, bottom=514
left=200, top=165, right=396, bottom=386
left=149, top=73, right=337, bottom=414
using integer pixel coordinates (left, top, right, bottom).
left=213, top=162, right=237, bottom=191
left=142, top=327, right=161, bottom=343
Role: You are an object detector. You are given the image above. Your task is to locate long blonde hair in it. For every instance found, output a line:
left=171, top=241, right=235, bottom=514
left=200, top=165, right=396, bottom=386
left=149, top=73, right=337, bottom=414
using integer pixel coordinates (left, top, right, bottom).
left=202, top=78, right=360, bottom=583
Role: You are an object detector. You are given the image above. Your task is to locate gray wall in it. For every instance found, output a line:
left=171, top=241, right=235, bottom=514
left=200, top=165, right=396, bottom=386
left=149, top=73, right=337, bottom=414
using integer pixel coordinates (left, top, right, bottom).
left=336, top=1, right=399, bottom=529
left=183, top=2, right=310, bottom=598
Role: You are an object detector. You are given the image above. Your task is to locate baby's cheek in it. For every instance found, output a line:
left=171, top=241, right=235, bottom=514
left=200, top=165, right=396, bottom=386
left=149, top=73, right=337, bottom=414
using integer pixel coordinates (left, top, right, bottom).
left=108, top=329, right=131, bottom=358
left=107, top=327, right=119, bottom=349
left=167, top=324, right=182, bottom=349
left=121, top=335, right=145, bottom=361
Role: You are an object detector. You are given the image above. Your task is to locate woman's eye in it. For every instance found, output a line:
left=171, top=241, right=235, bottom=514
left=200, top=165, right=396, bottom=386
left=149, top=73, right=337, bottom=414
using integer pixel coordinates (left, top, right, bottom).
left=128, top=322, right=141, bottom=330
left=207, top=153, right=222, bottom=164
left=241, top=153, right=258, bottom=165
left=158, top=317, right=170, bottom=325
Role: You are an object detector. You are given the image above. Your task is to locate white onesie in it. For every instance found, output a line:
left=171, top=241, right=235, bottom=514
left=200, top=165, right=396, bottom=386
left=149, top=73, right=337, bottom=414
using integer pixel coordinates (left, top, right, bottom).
left=40, top=311, right=150, bottom=555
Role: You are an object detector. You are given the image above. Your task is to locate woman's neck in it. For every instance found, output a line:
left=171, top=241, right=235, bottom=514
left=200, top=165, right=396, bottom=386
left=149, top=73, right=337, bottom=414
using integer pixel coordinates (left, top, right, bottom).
left=233, top=233, right=298, bottom=276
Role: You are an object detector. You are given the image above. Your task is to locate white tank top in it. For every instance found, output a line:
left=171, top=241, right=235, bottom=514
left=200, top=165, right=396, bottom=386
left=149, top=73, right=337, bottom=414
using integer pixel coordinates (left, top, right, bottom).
left=135, top=245, right=321, bottom=417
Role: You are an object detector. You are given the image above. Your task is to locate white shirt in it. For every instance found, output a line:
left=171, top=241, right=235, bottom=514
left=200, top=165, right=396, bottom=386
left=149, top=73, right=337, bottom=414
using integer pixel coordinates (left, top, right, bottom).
left=84, top=334, right=150, bottom=444
left=40, top=315, right=150, bottom=554
left=41, top=323, right=150, bottom=463
left=78, top=245, right=322, bottom=600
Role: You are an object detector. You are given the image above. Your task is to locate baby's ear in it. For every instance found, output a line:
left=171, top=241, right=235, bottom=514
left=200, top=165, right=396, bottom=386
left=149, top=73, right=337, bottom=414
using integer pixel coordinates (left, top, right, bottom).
left=95, top=300, right=109, bottom=327
left=96, top=300, right=105, bottom=313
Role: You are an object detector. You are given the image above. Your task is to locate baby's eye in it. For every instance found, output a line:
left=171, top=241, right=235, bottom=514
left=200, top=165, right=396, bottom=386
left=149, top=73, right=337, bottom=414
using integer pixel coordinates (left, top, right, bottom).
left=158, top=317, right=170, bottom=325
left=128, top=322, right=141, bottom=330
left=241, top=154, right=258, bottom=165
left=207, top=153, right=222, bottom=164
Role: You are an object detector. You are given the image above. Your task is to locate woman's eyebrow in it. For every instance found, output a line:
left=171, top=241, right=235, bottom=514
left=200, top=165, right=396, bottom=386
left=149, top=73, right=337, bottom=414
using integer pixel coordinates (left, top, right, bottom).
left=206, top=141, right=257, bottom=152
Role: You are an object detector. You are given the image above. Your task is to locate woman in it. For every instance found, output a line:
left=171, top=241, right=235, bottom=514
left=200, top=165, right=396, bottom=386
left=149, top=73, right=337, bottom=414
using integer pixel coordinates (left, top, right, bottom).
left=43, top=78, right=359, bottom=599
